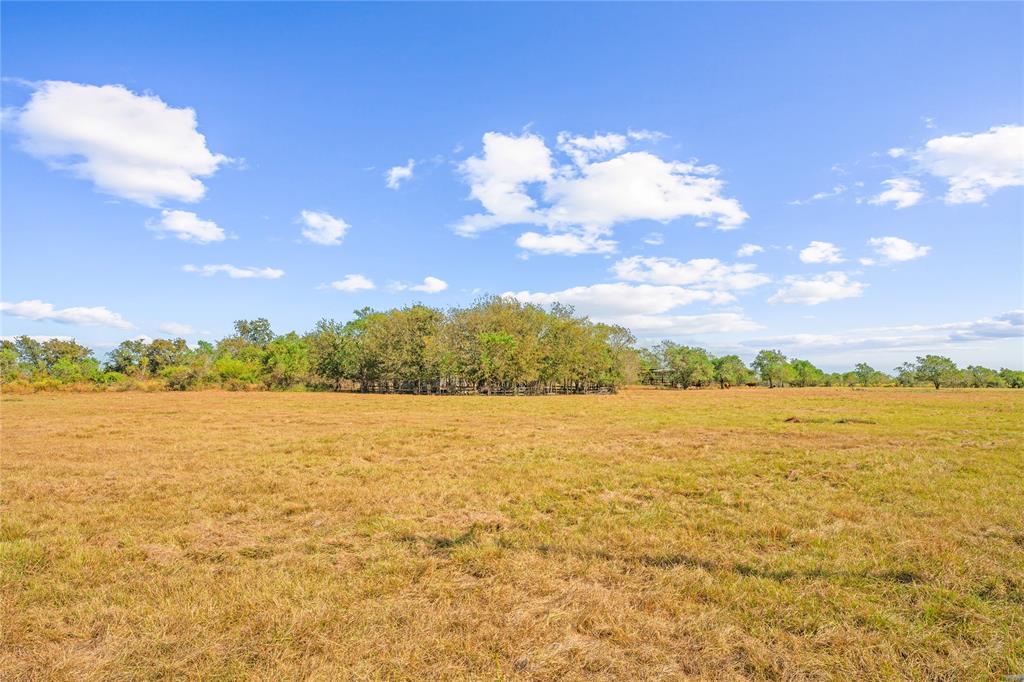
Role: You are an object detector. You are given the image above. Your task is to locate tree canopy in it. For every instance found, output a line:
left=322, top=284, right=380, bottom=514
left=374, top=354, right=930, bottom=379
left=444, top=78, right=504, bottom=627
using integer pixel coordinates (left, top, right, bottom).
left=2, top=304, right=1019, bottom=393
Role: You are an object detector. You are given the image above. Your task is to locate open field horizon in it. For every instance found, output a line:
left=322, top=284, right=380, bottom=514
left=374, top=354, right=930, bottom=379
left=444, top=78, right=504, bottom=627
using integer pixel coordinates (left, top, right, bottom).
left=3, top=388, right=1022, bottom=679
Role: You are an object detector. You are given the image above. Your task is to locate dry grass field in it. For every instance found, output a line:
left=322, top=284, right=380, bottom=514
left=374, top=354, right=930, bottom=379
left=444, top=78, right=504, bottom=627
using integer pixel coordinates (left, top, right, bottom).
left=2, top=388, right=1022, bottom=680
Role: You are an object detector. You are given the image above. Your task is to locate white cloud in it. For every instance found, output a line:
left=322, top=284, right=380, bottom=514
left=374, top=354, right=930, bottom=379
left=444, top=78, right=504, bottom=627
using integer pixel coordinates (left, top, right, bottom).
left=1, top=299, right=133, bottom=329
left=887, top=147, right=907, bottom=158
left=386, top=159, right=415, bottom=189
left=543, top=150, right=748, bottom=231
left=626, top=129, right=668, bottom=142
left=799, top=241, right=845, bottom=264
left=1, top=335, right=74, bottom=343
left=456, top=132, right=554, bottom=236
left=745, top=310, right=1023, bottom=352
left=392, top=276, right=448, bottom=294
left=556, top=131, right=628, bottom=166
left=612, top=313, right=762, bottom=336
left=456, top=130, right=747, bottom=253
left=736, top=243, right=764, bottom=257
left=869, top=178, right=924, bottom=209
left=859, top=257, right=876, bottom=266
left=505, top=283, right=727, bottom=317
left=643, top=232, right=664, bottom=246
left=868, top=236, right=931, bottom=262
left=148, top=209, right=225, bottom=244
left=182, top=264, right=284, bottom=279
left=299, top=210, right=349, bottom=246
left=504, top=282, right=760, bottom=335
left=611, top=256, right=770, bottom=292
left=768, top=272, right=866, bottom=305
left=326, top=274, right=375, bottom=292
left=789, top=184, right=846, bottom=205
left=516, top=231, right=616, bottom=255
left=9, top=81, right=229, bottom=206
left=159, top=322, right=194, bottom=335
left=915, top=125, right=1024, bottom=204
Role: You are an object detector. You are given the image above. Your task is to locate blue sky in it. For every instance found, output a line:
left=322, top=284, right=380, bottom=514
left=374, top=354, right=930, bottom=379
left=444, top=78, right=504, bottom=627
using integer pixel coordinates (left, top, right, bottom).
left=2, top=2, right=1022, bottom=370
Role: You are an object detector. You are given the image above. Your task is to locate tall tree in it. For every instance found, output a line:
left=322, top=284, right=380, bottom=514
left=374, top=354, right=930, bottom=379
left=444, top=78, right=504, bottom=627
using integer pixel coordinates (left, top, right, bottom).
left=853, top=362, right=876, bottom=387
left=752, top=349, right=791, bottom=388
left=233, top=318, right=274, bottom=348
left=790, top=358, right=824, bottom=387
left=712, top=355, right=750, bottom=388
left=914, top=355, right=959, bottom=390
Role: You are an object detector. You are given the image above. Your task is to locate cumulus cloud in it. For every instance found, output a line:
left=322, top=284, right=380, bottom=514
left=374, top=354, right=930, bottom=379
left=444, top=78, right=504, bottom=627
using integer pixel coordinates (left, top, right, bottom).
left=148, top=209, right=225, bottom=244
left=503, top=282, right=759, bottom=334
left=386, top=159, right=415, bottom=189
left=1, top=299, right=133, bottom=329
left=744, top=310, right=1023, bottom=352
left=868, top=236, right=931, bottom=262
left=915, top=125, right=1023, bottom=204
left=611, top=256, right=770, bottom=292
left=299, top=210, right=349, bottom=246
left=516, top=231, right=616, bottom=255
left=736, top=243, right=764, bottom=257
left=505, top=283, right=729, bottom=317
left=457, top=132, right=554, bottom=236
left=8, top=80, right=229, bottom=205
left=617, top=313, right=762, bottom=336
left=799, top=241, right=845, bottom=264
left=159, top=322, right=195, bottom=335
left=392, top=276, right=448, bottom=294
left=556, top=131, right=628, bottom=166
left=326, top=274, right=375, bottom=292
left=869, top=178, right=924, bottom=209
left=543, top=150, right=748, bottom=230
left=767, top=272, right=866, bottom=305
left=182, top=264, right=284, bottom=279
left=456, top=130, right=747, bottom=254
left=887, top=147, right=907, bottom=158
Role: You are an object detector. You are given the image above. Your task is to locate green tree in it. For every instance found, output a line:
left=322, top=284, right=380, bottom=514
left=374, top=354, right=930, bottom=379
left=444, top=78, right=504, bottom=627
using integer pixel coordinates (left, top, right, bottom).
left=914, top=355, right=959, bottom=390
left=12, top=336, right=45, bottom=375
left=233, top=318, right=274, bottom=347
left=662, top=344, right=714, bottom=388
left=752, top=349, right=791, bottom=388
left=306, top=319, right=354, bottom=390
left=262, top=332, right=310, bottom=389
left=713, top=355, right=750, bottom=388
left=107, top=339, right=148, bottom=377
left=853, top=362, right=876, bottom=387
left=894, top=362, right=917, bottom=387
left=790, top=358, right=824, bottom=387
left=145, top=338, right=190, bottom=376
left=964, top=365, right=1003, bottom=388
left=998, top=368, right=1024, bottom=389
left=477, top=331, right=518, bottom=392
left=0, top=341, right=20, bottom=383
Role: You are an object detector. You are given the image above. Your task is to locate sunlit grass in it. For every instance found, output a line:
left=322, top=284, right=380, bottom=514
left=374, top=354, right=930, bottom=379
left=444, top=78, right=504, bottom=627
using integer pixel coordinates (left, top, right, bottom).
left=2, top=388, right=1022, bottom=679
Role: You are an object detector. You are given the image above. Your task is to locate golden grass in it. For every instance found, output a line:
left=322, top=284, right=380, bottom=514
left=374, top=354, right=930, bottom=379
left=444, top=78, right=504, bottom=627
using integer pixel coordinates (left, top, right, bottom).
left=2, top=387, right=1022, bottom=680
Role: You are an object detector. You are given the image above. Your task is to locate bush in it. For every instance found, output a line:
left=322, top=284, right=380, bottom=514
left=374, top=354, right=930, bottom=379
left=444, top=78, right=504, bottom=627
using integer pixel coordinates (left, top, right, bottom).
left=96, top=371, right=130, bottom=386
left=160, top=365, right=197, bottom=391
left=30, top=378, right=64, bottom=392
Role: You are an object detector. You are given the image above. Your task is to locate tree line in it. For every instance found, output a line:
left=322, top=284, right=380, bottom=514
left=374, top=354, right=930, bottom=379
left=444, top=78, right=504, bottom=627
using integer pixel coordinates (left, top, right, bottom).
left=1, top=298, right=634, bottom=394
left=3, top=297, right=1021, bottom=392
left=637, top=343, right=1023, bottom=389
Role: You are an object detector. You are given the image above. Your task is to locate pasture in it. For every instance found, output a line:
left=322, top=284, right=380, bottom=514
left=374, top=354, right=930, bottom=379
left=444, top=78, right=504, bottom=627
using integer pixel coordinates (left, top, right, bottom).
left=2, top=388, right=1022, bottom=680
